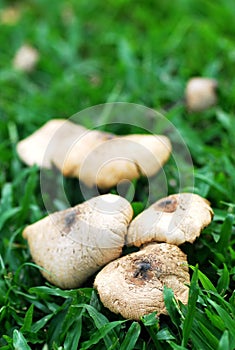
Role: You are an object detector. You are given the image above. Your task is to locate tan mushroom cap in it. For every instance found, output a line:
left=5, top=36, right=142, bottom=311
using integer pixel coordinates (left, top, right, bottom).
left=127, top=193, right=213, bottom=247
left=23, top=194, right=133, bottom=289
left=94, top=243, right=190, bottom=320
left=17, top=119, right=172, bottom=189
left=17, top=119, right=113, bottom=169
left=13, top=44, right=39, bottom=72
left=79, top=134, right=171, bottom=188
left=185, top=77, right=218, bottom=112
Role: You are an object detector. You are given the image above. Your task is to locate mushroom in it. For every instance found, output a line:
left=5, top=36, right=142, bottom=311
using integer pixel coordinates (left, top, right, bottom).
left=185, top=77, right=218, bottom=112
left=79, top=134, right=171, bottom=188
left=17, top=119, right=172, bottom=189
left=23, top=194, right=133, bottom=289
left=16, top=119, right=113, bottom=169
left=94, top=243, right=190, bottom=320
left=126, top=193, right=213, bottom=247
left=13, top=44, right=39, bottom=72
left=0, top=6, right=21, bottom=25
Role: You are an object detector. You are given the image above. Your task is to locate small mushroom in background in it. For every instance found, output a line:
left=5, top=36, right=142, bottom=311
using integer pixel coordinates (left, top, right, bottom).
left=126, top=193, right=213, bottom=247
left=17, top=119, right=172, bottom=189
left=23, top=194, right=133, bottom=289
left=94, top=243, right=190, bottom=320
left=0, top=6, right=21, bottom=25
left=185, top=77, right=218, bottom=112
left=13, top=44, right=39, bottom=72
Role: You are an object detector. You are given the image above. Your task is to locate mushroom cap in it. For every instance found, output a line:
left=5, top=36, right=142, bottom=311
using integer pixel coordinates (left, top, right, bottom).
left=94, top=243, right=190, bottom=320
left=79, top=134, right=171, bottom=188
left=126, top=193, right=213, bottom=247
left=23, top=194, right=133, bottom=289
left=17, top=119, right=172, bottom=189
left=185, top=77, right=218, bottom=112
left=13, top=44, right=39, bottom=72
left=16, top=119, right=112, bottom=169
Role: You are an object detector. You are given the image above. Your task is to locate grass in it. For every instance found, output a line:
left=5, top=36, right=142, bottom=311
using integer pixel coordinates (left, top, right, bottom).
left=1, top=0, right=235, bottom=348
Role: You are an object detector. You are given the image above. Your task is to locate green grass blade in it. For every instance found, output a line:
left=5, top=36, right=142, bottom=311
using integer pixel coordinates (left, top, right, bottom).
left=208, top=300, right=235, bottom=348
left=18, top=166, right=38, bottom=225
left=218, top=330, right=230, bottom=350
left=29, top=286, right=78, bottom=299
left=217, top=214, right=234, bottom=253
left=195, top=173, right=230, bottom=197
left=141, top=313, right=165, bottom=349
left=119, top=322, right=141, bottom=350
left=64, top=314, right=83, bottom=350
left=75, top=304, right=120, bottom=349
left=197, top=321, right=219, bottom=349
left=31, top=313, right=55, bottom=333
left=181, top=266, right=199, bottom=347
left=20, top=304, right=34, bottom=333
left=168, top=342, right=187, bottom=350
left=0, top=207, right=20, bottom=230
left=157, top=328, right=175, bottom=341
left=205, top=309, right=225, bottom=331
left=190, top=266, right=217, bottom=292
left=163, top=286, right=180, bottom=330
left=0, top=183, right=13, bottom=211
left=217, top=263, right=230, bottom=295
left=13, top=330, right=31, bottom=350
left=81, top=320, right=125, bottom=350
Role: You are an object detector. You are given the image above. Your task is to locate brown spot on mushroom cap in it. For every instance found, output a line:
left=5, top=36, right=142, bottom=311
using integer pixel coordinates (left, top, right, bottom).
left=126, top=193, right=214, bottom=246
left=154, top=196, right=178, bottom=213
left=185, top=77, right=218, bottom=112
left=94, top=243, right=190, bottom=320
left=23, top=194, right=133, bottom=289
left=17, top=119, right=172, bottom=189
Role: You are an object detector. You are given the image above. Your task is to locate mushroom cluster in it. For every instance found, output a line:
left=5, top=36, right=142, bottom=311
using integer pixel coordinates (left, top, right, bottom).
left=18, top=119, right=214, bottom=320
left=17, top=119, right=172, bottom=189
left=23, top=192, right=213, bottom=319
left=94, top=193, right=213, bottom=319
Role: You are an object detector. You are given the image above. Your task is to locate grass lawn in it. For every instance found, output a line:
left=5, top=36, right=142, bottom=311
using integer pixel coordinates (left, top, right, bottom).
left=1, top=0, right=235, bottom=349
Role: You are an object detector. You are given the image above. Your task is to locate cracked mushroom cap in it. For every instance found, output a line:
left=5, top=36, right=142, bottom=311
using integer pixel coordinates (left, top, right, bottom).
left=126, top=193, right=213, bottom=247
left=185, top=77, right=218, bottom=112
left=17, top=119, right=172, bottom=189
left=23, top=194, right=133, bottom=289
left=94, top=243, right=190, bottom=320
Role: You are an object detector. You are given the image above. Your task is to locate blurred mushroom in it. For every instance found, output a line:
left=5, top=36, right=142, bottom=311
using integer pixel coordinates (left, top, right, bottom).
left=17, top=119, right=172, bottom=189
left=17, top=119, right=112, bottom=169
left=23, top=194, right=133, bottom=289
left=127, top=193, right=213, bottom=246
left=94, top=243, right=190, bottom=320
left=13, top=44, right=39, bottom=72
left=0, top=6, right=21, bottom=25
left=79, top=134, right=171, bottom=188
left=185, top=77, right=218, bottom=112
